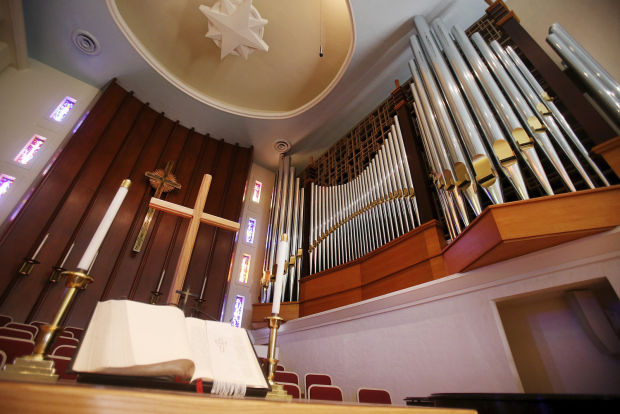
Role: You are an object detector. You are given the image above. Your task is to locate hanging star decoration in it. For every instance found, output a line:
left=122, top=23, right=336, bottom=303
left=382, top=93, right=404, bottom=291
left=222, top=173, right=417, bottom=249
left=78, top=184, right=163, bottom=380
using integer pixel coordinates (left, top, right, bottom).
left=199, top=0, right=269, bottom=60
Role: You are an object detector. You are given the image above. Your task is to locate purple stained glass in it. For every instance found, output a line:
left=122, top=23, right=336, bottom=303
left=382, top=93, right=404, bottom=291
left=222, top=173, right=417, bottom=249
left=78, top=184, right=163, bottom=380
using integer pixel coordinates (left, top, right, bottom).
left=0, top=174, right=15, bottom=196
left=14, top=135, right=46, bottom=165
left=231, top=295, right=245, bottom=328
left=252, top=181, right=262, bottom=203
left=50, top=96, right=77, bottom=122
left=245, top=217, right=256, bottom=244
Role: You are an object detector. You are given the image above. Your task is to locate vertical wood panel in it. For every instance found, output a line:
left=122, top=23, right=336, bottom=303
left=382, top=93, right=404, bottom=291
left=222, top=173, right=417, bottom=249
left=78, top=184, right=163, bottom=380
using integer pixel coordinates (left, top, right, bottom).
left=0, top=83, right=127, bottom=299
left=0, top=81, right=252, bottom=327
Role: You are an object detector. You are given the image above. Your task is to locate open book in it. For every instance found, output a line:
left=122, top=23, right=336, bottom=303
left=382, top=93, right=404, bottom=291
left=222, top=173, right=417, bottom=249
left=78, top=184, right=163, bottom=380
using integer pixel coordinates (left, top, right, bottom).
left=72, top=300, right=269, bottom=395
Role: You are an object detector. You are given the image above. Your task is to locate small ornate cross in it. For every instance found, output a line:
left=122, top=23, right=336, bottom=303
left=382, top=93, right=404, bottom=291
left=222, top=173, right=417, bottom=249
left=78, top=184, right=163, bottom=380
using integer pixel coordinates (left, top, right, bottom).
left=133, top=161, right=182, bottom=252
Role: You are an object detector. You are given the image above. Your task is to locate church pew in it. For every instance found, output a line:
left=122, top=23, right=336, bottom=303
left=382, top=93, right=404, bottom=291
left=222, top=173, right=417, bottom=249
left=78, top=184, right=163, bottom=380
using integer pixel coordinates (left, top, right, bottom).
left=0, top=315, right=12, bottom=326
left=50, top=336, right=79, bottom=351
left=357, top=388, right=392, bottom=404
left=304, top=373, right=332, bottom=396
left=63, top=327, right=84, bottom=340
left=279, top=382, right=301, bottom=399
left=273, top=371, right=299, bottom=386
left=0, top=336, right=35, bottom=364
left=50, top=345, right=77, bottom=358
left=307, top=384, right=344, bottom=402
left=0, top=327, right=33, bottom=340
left=5, top=322, right=38, bottom=337
left=48, top=355, right=77, bottom=380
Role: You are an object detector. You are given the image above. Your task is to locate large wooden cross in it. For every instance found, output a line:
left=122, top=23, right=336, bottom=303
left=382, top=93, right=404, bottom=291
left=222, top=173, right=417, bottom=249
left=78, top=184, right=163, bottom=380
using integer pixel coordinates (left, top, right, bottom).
left=149, top=174, right=239, bottom=305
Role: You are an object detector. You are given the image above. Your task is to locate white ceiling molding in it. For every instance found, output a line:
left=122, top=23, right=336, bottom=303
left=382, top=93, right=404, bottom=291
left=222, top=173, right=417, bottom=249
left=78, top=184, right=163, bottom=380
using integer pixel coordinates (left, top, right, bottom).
left=106, top=0, right=356, bottom=120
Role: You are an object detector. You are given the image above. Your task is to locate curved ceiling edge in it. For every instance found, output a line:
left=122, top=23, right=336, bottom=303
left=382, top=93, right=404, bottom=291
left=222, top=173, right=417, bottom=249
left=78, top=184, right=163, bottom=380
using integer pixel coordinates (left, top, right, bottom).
left=106, top=0, right=356, bottom=120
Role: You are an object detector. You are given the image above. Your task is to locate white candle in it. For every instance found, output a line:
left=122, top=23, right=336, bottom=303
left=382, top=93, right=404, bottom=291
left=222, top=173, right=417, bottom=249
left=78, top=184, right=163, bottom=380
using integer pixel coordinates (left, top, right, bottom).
left=156, top=269, right=166, bottom=292
left=31, top=233, right=49, bottom=260
left=271, top=234, right=289, bottom=315
left=87, top=250, right=99, bottom=274
left=59, top=242, right=75, bottom=268
left=77, top=179, right=131, bottom=271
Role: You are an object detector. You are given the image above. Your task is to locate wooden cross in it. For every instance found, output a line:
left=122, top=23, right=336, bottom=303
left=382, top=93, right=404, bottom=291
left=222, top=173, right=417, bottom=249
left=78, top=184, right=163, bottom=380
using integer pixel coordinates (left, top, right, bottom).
left=133, top=161, right=182, bottom=252
left=149, top=174, right=240, bottom=305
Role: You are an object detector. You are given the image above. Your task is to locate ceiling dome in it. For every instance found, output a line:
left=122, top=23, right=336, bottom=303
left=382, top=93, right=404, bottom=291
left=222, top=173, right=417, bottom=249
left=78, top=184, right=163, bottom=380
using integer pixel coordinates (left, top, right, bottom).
left=107, top=0, right=355, bottom=119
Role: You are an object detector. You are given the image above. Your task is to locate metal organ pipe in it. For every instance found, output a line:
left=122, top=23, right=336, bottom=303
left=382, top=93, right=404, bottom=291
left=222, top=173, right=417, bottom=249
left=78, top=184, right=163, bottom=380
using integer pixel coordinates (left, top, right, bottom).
left=450, top=24, right=554, bottom=197
left=471, top=33, right=576, bottom=192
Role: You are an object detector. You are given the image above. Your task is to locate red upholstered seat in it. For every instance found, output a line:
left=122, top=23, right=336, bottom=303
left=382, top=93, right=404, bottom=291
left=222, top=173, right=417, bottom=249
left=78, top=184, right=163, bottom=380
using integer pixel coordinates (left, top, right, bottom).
left=307, top=384, right=343, bottom=402
left=0, top=336, right=35, bottom=364
left=276, top=364, right=285, bottom=371
left=48, top=355, right=77, bottom=380
left=51, top=336, right=79, bottom=349
left=5, top=322, right=38, bottom=337
left=273, top=370, right=299, bottom=386
left=0, top=315, right=12, bottom=326
left=357, top=388, right=392, bottom=404
left=62, top=327, right=84, bottom=340
left=304, top=373, right=332, bottom=395
left=0, top=327, right=33, bottom=340
left=30, top=321, right=48, bottom=330
left=278, top=382, right=301, bottom=399
left=50, top=344, right=77, bottom=358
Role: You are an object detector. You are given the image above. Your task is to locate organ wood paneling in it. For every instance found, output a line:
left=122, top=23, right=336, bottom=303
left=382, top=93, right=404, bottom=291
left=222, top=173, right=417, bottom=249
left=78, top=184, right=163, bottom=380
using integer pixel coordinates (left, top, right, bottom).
left=0, top=81, right=252, bottom=327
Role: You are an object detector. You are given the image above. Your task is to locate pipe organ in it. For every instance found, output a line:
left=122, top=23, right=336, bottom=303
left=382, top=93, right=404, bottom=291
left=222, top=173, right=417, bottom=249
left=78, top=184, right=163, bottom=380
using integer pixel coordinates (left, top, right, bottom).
left=261, top=155, right=304, bottom=303
left=259, top=13, right=615, bottom=308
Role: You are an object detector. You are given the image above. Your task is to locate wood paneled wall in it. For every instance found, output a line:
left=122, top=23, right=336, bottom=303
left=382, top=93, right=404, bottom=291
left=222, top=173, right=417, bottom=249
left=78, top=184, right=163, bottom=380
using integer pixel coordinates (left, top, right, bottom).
left=0, top=81, right=252, bottom=327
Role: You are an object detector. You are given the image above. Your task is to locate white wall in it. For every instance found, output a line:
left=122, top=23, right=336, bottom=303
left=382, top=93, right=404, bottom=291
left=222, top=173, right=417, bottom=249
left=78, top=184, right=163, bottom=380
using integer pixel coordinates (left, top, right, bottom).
left=0, top=59, right=98, bottom=228
left=506, top=0, right=620, bottom=80
left=221, top=163, right=275, bottom=328
left=251, top=228, right=620, bottom=404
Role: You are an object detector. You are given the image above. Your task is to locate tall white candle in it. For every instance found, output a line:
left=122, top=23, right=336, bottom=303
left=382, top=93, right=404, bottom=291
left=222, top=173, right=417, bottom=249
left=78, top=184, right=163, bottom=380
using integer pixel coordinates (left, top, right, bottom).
left=77, top=179, right=131, bottom=271
left=271, top=234, right=289, bottom=315
left=156, top=269, right=166, bottom=292
left=31, top=233, right=49, bottom=260
left=59, top=242, right=75, bottom=268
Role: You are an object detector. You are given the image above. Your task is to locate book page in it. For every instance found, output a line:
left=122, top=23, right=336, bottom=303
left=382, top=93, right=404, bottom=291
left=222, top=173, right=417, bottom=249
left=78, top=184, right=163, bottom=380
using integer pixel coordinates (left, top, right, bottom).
left=187, top=318, right=267, bottom=388
left=73, top=300, right=195, bottom=379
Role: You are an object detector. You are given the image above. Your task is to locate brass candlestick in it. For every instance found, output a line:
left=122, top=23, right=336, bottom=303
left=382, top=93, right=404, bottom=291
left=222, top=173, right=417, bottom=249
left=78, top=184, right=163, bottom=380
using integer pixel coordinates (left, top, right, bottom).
left=264, top=314, right=291, bottom=401
left=0, top=270, right=93, bottom=382
left=17, top=258, right=40, bottom=276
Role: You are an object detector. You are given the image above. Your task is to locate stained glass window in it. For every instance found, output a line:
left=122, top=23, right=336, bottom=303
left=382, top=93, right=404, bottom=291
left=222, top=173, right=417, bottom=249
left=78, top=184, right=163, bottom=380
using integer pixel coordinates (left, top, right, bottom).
left=0, top=174, right=15, bottom=196
left=252, top=180, right=262, bottom=203
left=238, top=254, right=251, bottom=283
left=231, top=295, right=245, bottom=328
left=50, top=96, right=77, bottom=122
left=245, top=218, right=256, bottom=244
left=14, top=135, right=46, bottom=165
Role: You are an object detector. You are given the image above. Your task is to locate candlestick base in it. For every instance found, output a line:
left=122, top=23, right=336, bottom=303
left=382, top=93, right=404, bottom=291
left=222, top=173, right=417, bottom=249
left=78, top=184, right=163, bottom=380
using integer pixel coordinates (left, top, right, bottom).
left=265, top=382, right=292, bottom=401
left=0, top=355, right=59, bottom=382
left=149, top=290, right=162, bottom=304
left=18, top=258, right=40, bottom=276
left=263, top=314, right=290, bottom=400
left=49, top=266, right=65, bottom=283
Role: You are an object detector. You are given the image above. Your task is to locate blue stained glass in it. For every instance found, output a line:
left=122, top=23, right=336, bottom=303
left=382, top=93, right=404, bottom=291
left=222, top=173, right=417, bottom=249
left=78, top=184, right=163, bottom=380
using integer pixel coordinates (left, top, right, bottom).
left=231, top=295, right=245, bottom=328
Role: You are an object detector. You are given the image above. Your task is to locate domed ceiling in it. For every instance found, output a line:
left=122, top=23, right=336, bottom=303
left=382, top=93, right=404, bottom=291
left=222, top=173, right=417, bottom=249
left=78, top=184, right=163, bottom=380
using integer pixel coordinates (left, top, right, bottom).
left=107, top=0, right=355, bottom=119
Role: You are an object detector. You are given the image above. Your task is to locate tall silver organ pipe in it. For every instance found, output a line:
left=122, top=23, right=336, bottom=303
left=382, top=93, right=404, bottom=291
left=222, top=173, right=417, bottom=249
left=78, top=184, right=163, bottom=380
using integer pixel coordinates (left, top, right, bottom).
left=410, top=34, right=482, bottom=219
left=413, top=15, right=504, bottom=207
left=505, top=45, right=610, bottom=187
left=308, top=117, right=419, bottom=274
left=431, top=19, right=529, bottom=201
left=450, top=24, right=553, bottom=197
left=471, top=32, right=577, bottom=192
left=546, top=25, right=620, bottom=125
left=491, top=41, right=595, bottom=189
left=262, top=155, right=304, bottom=305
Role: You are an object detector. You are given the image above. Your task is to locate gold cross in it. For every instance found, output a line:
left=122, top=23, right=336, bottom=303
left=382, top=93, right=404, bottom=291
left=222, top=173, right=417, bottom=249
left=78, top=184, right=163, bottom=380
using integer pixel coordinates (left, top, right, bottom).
left=149, top=174, right=240, bottom=305
left=133, top=161, right=182, bottom=252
